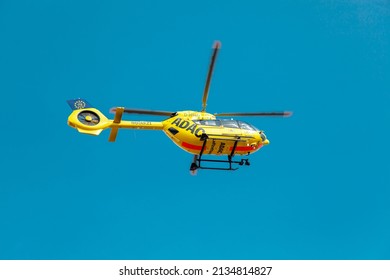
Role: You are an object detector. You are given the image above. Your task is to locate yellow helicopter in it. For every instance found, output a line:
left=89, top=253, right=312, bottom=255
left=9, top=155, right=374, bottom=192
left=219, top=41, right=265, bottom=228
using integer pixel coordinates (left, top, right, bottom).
left=67, top=41, right=291, bottom=174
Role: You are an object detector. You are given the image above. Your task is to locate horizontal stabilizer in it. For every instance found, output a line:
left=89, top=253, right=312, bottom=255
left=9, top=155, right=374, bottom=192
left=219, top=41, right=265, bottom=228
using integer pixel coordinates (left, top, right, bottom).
left=108, top=107, right=124, bottom=142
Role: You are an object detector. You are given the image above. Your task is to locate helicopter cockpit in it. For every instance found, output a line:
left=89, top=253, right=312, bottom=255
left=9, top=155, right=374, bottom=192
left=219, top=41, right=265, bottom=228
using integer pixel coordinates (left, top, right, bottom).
left=236, top=121, right=267, bottom=142
left=193, top=119, right=267, bottom=141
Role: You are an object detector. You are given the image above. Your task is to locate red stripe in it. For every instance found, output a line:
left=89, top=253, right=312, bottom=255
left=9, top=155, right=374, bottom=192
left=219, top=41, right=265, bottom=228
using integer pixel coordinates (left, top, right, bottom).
left=182, top=142, right=203, bottom=150
left=230, top=145, right=261, bottom=152
left=232, top=146, right=254, bottom=152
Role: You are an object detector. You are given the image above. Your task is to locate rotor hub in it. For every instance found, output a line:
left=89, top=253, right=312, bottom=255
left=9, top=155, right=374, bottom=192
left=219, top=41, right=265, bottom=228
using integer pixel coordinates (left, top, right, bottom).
left=77, top=110, right=100, bottom=126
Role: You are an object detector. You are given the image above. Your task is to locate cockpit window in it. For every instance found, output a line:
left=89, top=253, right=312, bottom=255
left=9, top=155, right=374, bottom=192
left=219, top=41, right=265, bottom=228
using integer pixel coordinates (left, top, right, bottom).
left=238, top=121, right=256, bottom=131
left=194, top=119, right=259, bottom=131
left=221, top=120, right=239, bottom=128
left=260, top=131, right=267, bottom=141
left=193, top=120, right=222, bottom=126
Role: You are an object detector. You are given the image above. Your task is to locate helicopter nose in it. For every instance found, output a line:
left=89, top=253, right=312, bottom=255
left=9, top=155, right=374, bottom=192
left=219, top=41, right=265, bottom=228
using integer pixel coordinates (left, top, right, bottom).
left=259, top=131, right=269, bottom=145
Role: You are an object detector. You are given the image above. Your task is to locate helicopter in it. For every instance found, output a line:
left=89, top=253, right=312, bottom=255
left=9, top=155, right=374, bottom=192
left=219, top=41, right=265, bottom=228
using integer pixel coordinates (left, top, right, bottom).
left=66, top=41, right=291, bottom=174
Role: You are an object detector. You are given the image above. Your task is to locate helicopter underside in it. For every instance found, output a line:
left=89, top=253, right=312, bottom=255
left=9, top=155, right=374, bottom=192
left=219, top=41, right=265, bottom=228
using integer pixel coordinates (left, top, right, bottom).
left=163, top=121, right=263, bottom=171
left=171, top=133, right=262, bottom=156
left=189, top=133, right=257, bottom=171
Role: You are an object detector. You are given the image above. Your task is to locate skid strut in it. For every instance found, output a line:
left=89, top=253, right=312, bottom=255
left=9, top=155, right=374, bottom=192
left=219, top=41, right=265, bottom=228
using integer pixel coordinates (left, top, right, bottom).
left=190, top=134, right=250, bottom=172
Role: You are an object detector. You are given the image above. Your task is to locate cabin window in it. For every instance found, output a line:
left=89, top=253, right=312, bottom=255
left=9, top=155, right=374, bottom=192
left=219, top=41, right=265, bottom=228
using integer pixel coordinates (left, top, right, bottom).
left=221, top=120, right=239, bottom=128
left=193, top=120, right=222, bottom=126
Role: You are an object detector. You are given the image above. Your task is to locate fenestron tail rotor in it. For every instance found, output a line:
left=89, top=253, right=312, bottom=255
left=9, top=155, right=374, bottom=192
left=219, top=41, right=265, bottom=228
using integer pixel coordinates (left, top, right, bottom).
left=214, top=111, right=292, bottom=117
left=77, top=110, right=101, bottom=126
left=202, top=41, right=221, bottom=112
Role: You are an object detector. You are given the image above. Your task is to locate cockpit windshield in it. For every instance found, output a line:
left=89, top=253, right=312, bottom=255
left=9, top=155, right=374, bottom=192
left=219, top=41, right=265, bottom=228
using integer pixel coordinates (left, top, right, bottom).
left=259, top=131, right=267, bottom=142
left=237, top=121, right=257, bottom=131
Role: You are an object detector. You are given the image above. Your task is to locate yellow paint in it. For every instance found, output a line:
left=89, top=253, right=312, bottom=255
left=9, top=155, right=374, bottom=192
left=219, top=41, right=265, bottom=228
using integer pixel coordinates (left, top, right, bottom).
left=67, top=108, right=268, bottom=156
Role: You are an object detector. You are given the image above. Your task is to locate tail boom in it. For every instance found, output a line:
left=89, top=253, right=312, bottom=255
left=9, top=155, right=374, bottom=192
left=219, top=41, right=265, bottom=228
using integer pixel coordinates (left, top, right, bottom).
left=67, top=101, right=163, bottom=141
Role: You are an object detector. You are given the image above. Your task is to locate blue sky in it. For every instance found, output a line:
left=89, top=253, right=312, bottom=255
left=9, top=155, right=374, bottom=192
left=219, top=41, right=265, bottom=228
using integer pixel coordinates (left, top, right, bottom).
left=0, top=0, right=389, bottom=259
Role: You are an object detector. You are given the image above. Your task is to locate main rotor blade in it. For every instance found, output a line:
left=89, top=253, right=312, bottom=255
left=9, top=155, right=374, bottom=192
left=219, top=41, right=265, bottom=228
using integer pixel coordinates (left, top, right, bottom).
left=202, top=41, right=221, bottom=112
left=110, top=107, right=175, bottom=116
left=214, top=111, right=293, bottom=117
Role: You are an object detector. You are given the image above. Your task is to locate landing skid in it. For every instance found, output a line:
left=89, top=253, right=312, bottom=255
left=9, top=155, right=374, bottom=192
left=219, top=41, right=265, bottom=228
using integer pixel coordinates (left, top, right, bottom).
left=189, top=134, right=251, bottom=174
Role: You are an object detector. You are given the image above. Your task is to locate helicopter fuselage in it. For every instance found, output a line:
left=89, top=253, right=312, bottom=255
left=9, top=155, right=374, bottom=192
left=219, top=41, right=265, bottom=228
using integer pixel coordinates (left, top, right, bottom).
left=162, top=111, right=268, bottom=156
left=67, top=108, right=269, bottom=157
